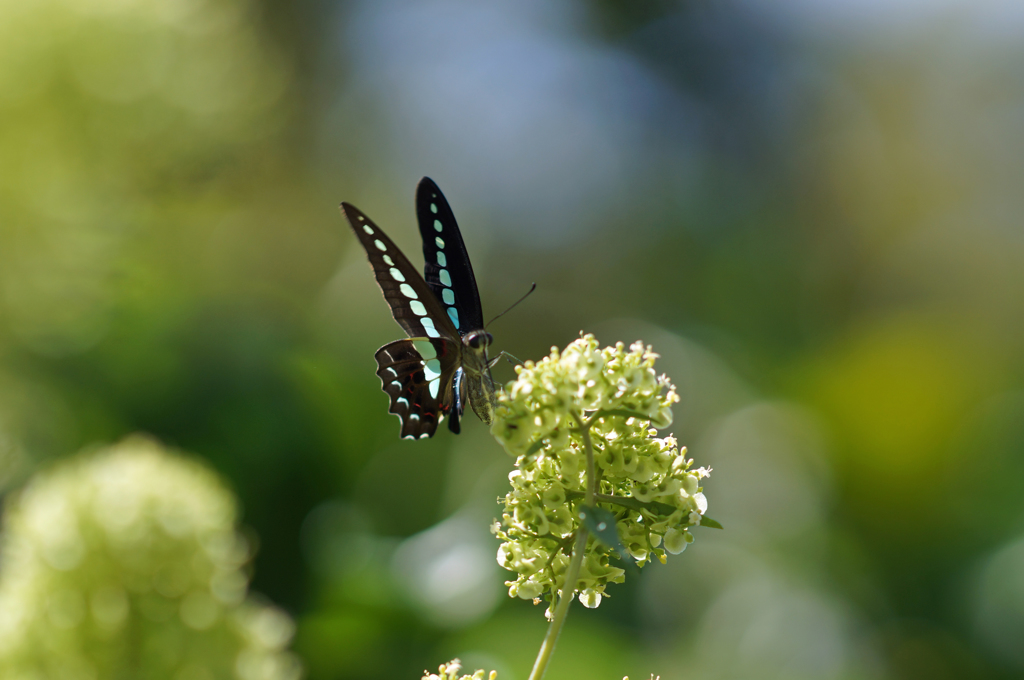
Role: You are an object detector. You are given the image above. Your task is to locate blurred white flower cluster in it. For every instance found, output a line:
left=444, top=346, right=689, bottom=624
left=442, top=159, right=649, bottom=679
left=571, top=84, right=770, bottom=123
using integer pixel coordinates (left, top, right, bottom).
left=0, top=436, right=301, bottom=680
left=491, top=335, right=710, bottom=610
left=421, top=658, right=496, bottom=680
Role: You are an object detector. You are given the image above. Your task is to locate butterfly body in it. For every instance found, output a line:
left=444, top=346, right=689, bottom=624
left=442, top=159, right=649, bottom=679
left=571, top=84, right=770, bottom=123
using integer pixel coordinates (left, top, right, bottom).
left=460, top=329, right=498, bottom=425
left=342, top=178, right=497, bottom=439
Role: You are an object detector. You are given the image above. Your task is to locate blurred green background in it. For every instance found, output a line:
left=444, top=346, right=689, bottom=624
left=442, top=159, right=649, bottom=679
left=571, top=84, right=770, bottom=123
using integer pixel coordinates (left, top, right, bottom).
left=2, top=0, right=1023, bottom=678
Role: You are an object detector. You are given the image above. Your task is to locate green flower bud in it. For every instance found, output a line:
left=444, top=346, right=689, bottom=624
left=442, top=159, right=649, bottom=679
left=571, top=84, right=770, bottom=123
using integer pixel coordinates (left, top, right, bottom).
left=512, top=579, right=544, bottom=601
left=663, top=528, right=694, bottom=555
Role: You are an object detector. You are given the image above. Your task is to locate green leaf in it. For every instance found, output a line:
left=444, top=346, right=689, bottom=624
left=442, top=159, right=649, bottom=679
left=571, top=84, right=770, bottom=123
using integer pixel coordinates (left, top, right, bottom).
left=566, top=491, right=677, bottom=517
left=699, top=516, right=724, bottom=530
left=579, top=505, right=627, bottom=559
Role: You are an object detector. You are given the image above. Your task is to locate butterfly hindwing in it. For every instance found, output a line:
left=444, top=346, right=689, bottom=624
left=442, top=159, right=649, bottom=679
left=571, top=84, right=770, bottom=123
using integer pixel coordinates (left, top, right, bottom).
left=416, top=177, right=485, bottom=335
left=375, top=338, right=461, bottom=439
left=342, top=203, right=460, bottom=342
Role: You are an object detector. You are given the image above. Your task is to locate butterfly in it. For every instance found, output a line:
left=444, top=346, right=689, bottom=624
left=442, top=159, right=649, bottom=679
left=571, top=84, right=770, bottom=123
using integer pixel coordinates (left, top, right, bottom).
left=341, top=177, right=498, bottom=439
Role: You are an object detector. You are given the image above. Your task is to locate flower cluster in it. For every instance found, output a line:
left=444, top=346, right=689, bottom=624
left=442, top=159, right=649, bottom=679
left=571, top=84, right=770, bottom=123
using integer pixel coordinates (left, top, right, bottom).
left=0, top=436, right=301, bottom=680
left=422, top=659, right=497, bottom=680
left=491, top=335, right=710, bottom=612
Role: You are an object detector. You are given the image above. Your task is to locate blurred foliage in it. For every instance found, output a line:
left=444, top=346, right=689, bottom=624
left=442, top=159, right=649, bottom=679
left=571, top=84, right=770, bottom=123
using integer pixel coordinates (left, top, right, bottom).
left=1, top=0, right=1023, bottom=679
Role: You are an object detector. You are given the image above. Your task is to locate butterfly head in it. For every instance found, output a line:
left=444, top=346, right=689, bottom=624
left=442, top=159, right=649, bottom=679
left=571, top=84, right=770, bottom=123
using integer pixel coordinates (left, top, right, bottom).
left=464, top=330, right=493, bottom=356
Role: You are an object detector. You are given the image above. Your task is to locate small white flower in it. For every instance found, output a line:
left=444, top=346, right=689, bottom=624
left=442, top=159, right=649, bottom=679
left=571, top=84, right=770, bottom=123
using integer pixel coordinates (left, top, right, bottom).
left=579, top=589, right=602, bottom=608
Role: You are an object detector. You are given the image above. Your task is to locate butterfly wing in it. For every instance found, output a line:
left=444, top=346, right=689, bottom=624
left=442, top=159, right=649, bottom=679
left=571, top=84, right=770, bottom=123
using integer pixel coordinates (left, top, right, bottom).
left=342, top=202, right=461, bottom=341
left=416, top=177, right=485, bottom=335
left=375, top=338, right=461, bottom=439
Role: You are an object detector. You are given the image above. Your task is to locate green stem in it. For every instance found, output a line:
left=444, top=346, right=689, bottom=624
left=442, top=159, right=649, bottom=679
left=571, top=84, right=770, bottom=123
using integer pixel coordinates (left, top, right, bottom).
left=528, top=412, right=596, bottom=680
left=527, top=528, right=587, bottom=680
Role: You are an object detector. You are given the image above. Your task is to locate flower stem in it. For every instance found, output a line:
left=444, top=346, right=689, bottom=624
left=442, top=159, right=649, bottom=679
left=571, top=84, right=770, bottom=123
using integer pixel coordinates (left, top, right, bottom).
left=527, top=413, right=597, bottom=680
left=527, top=529, right=587, bottom=680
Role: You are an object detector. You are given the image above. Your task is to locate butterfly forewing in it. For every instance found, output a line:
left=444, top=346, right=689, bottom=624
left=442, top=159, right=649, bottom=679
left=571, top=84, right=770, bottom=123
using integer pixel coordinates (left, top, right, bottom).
left=375, top=338, right=460, bottom=439
left=342, top=203, right=460, bottom=341
left=416, top=177, right=485, bottom=335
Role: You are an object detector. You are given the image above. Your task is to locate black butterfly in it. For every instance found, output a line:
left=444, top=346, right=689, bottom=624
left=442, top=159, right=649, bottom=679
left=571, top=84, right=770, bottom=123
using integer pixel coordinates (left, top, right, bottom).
left=341, top=177, right=498, bottom=439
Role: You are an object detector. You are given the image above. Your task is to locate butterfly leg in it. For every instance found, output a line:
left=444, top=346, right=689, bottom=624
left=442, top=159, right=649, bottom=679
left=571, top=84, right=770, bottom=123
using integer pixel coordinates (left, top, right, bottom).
left=488, top=350, right=524, bottom=369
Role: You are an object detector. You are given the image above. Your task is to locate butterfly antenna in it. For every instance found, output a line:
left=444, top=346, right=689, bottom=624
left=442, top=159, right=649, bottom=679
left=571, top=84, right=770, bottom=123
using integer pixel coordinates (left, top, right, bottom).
left=486, top=283, right=537, bottom=328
